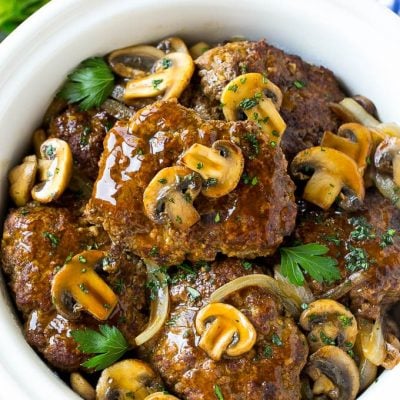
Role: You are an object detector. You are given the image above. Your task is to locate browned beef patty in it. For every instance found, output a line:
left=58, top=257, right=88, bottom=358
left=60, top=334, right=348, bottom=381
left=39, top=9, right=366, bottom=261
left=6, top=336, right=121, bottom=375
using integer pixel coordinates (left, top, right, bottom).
left=86, top=99, right=296, bottom=266
left=294, top=190, right=400, bottom=319
left=1, top=204, right=148, bottom=370
left=195, top=40, right=345, bottom=158
left=141, top=258, right=308, bottom=399
left=48, top=106, right=115, bottom=180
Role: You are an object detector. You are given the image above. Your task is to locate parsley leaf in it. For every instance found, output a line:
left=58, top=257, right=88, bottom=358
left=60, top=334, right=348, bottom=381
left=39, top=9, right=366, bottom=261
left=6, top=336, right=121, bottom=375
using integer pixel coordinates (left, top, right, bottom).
left=71, top=325, right=129, bottom=371
left=59, top=57, right=115, bottom=110
left=214, top=384, right=224, bottom=400
left=280, top=243, right=340, bottom=286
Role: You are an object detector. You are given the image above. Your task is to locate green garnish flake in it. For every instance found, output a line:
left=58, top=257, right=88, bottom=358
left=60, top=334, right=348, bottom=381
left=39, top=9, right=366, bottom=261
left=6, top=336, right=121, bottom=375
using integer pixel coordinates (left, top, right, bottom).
left=205, top=177, right=218, bottom=188
left=71, top=325, right=129, bottom=371
left=113, top=279, right=125, bottom=294
left=380, top=228, right=396, bottom=248
left=240, top=77, right=247, bottom=84
left=338, top=315, right=353, bottom=327
left=244, top=133, right=260, bottom=156
left=242, top=261, right=253, bottom=270
left=44, top=144, right=56, bottom=158
left=42, top=231, right=59, bottom=248
left=344, top=245, right=370, bottom=272
left=279, top=243, right=340, bottom=286
left=269, top=141, right=277, bottom=148
left=158, top=178, right=167, bottom=184
left=301, top=303, right=309, bottom=310
left=176, top=215, right=183, bottom=224
left=187, top=287, right=201, bottom=300
left=324, top=234, right=341, bottom=246
left=80, top=126, right=91, bottom=146
left=320, top=331, right=336, bottom=345
left=239, top=64, right=248, bottom=74
left=348, top=217, right=376, bottom=241
left=228, top=84, right=238, bottom=92
left=146, top=266, right=170, bottom=300
left=263, top=345, right=273, bottom=358
left=79, top=283, right=89, bottom=294
left=149, top=246, right=159, bottom=257
left=152, top=78, right=164, bottom=90
left=272, top=333, right=283, bottom=346
left=293, top=80, right=306, bottom=89
left=59, top=57, right=115, bottom=110
left=214, top=384, right=224, bottom=400
left=78, top=255, right=87, bottom=264
left=197, top=162, right=204, bottom=170
left=65, top=252, right=74, bottom=264
left=239, top=96, right=259, bottom=110
left=242, top=173, right=259, bottom=186
left=214, top=212, right=221, bottom=223
left=161, top=58, right=172, bottom=69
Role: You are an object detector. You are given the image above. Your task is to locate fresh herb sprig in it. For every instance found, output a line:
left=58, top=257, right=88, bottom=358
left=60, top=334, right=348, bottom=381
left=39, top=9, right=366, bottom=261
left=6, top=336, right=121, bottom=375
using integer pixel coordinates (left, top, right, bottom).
left=71, top=325, right=129, bottom=371
left=280, top=243, right=340, bottom=286
left=59, top=57, right=115, bottom=110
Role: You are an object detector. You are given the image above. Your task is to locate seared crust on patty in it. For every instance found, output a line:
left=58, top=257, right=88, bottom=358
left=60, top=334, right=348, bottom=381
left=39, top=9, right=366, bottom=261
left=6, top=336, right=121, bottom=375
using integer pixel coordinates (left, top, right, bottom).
left=86, top=99, right=297, bottom=266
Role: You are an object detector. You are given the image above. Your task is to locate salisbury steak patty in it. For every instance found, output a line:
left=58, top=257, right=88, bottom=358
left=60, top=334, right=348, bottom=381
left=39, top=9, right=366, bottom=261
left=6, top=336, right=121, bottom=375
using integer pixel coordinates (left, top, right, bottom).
left=294, top=190, right=400, bottom=320
left=86, top=99, right=296, bottom=266
left=196, top=40, right=345, bottom=158
left=141, top=259, right=308, bottom=399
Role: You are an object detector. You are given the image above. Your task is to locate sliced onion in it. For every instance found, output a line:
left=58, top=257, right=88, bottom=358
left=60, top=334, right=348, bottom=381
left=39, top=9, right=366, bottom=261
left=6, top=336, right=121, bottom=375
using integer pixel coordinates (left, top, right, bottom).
left=376, top=123, right=400, bottom=138
left=359, top=317, right=386, bottom=366
left=321, top=271, right=365, bottom=300
left=274, top=266, right=314, bottom=306
left=333, top=98, right=380, bottom=127
left=374, top=172, right=400, bottom=209
left=209, top=274, right=301, bottom=317
left=135, top=261, right=170, bottom=346
left=359, top=358, right=378, bottom=391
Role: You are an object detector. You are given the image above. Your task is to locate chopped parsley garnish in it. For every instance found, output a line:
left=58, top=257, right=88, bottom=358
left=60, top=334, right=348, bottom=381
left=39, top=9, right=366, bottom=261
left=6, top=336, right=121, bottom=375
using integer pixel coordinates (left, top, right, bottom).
left=78, top=255, right=87, bottom=264
left=240, top=77, right=247, bottom=84
left=59, top=57, right=115, bottom=110
left=161, top=58, right=172, bottom=69
left=293, top=80, right=306, bottom=89
left=324, top=234, right=341, bottom=246
left=338, top=315, right=353, bottom=327
left=214, top=384, right=224, bottom=400
left=152, top=78, right=163, bottom=90
left=320, top=331, right=336, bottom=345
left=244, top=132, right=260, bottom=156
left=279, top=243, right=340, bottom=286
left=175, top=215, right=183, bottom=224
left=79, top=283, right=89, bottom=293
left=348, top=217, right=375, bottom=241
left=44, top=144, right=56, bottom=158
left=242, top=261, right=253, bottom=270
left=380, top=228, right=396, bottom=248
left=146, top=266, right=170, bottom=300
left=71, top=325, right=129, bottom=371
left=239, top=64, right=248, bottom=74
left=42, top=231, right=59, bottom=248
left=263, top=345, right=273, bottom=358
left=183, top=192, right=192, bottom=203
left=269, top=140, right=277, bottom=148
left=158, top=178, right=167, bottom=184
left=239, top=96, right=259, bottom=110
left=214, top=212, right=221, bottom=223
left=113, top=279, right=125, bottom=294
left=149, top=246, right=159, bottom=257
left=344, top=245, right=370, bottom=272
left=272, top=333, right=283, bottom=346
left=187, top=287, right=201, bottom=300
left=228, top=84, right=238, bottom=92
left=197, top=162, right=204, bottom=170
left=204, top=177, right=218, bottom=187
left=301, top=303, right=309, bottom=310
left=80, top=126, right=91, bottom=146
left=242, top=173, right=259, bottom=186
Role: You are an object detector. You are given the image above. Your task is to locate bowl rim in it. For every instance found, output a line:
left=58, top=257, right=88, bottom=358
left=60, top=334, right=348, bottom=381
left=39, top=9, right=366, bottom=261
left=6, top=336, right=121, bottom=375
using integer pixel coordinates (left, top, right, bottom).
left=0, top=0, right=400, bottom=399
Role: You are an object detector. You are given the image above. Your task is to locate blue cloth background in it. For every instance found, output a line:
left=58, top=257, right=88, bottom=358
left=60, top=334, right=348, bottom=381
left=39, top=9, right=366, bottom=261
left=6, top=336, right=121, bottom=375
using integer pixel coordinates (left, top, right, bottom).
left=379, top=0, right=400, bottom=14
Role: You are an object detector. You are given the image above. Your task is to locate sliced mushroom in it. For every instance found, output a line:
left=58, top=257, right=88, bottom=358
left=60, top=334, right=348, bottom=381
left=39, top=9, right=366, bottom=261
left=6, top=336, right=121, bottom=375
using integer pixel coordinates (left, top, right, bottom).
left=300, top=299, right=357, bottom=353
left=157, top=37, right=189, bottom=54
left=290, top=147, right=365, bottom=210
left=51, top=250, right=118, bottom=320
left=31, top=138, right=73, bottom=203
left=8, top=155, right=38, bottom=206
left=96, top=359, right=162, bottom=400
left=220, top=72, right=286, bottom=143
left=108, top=45, right=165, bottom=79
left=382, top=333, right=400, bottom=369
left=306, top=346, right=360, bottom=400
left=181, top=140, right=244, bottom=198
left=374, top=136, right=400, bottom=187
left=124, top=52, right=194, bottom=100
left=143, top=166, right=202, bottom=229
left=70, top=372, right=95, bottom=400
left=145, top=393, right=180, bottom=400
left=195, top=302, right=257, bottom=361
left=321, top=123, right=372, bottom=173
left=189, top=41, right=210, bottom=58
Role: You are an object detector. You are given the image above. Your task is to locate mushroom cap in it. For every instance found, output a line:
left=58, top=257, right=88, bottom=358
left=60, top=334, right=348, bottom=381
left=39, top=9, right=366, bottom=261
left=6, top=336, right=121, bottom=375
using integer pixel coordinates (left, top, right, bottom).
left=124, top=51, right=194, bottom=100
left=157, top=36, right=189, bottom=54
left=143, top=166, right=202, bottom=229
left=108, top=45, right=165, bottom=79
left=70, top=372, right=95, bottom=400
left=8, top=154, right=38, bottom=206
left=306, top=346, right=360, bottom=400
left=299, top=299, right=357, bottom=352
left=96, top=359, right=162, bottom=400
left=145, top=393, right=179, bottom=400
left=374, top=136, right=400, bottom=187
left=195, top=302, right=257, bottom=361
left=51, top=250, right=118, bottom=320
left=290, top=146, right=365, bottom=210
left=31, top=138, right=73, bottom=203
left=181, top=139, right=244, bottom=198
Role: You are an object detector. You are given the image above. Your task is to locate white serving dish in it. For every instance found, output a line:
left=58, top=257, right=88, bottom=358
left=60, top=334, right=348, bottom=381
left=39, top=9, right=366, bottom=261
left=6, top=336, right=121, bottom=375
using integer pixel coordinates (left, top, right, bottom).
left=0, top=0, right=400, bottom=398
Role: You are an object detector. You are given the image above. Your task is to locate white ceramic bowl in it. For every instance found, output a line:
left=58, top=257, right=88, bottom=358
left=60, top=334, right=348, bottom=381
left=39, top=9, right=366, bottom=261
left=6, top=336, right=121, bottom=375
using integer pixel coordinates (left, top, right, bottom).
left=1, top=0, right=400, bottom=398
